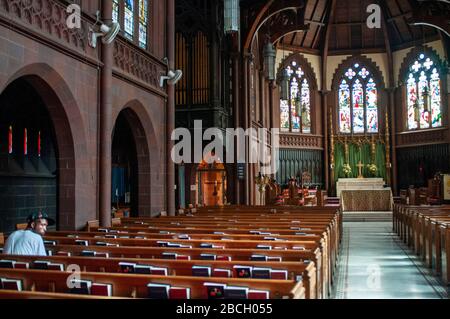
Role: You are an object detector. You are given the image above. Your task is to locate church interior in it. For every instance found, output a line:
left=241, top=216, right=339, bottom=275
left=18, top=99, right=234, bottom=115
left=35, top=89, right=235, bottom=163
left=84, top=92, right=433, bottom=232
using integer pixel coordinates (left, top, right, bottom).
left=0, top=0, right=449, bottom=300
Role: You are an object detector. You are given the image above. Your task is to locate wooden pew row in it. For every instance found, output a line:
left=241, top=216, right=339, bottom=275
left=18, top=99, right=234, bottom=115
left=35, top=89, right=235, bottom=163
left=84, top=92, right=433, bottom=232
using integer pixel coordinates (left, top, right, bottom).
left=30, top=243, right=326, bottom=298
left=111, top=220, right=336, bottom=289
left=0, top=290, right=126, bottom=299
left=0, top=269, right=306, bottom=299
left=0, top=255, right=317, bottom=299
left=393, top=204, right=450, bottom=286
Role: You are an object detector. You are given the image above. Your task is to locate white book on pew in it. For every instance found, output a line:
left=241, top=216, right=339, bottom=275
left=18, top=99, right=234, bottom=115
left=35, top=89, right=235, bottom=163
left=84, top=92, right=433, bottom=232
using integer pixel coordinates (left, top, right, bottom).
left=135, top=236, right=147, bottom=239
left=97, top=228, right=109, bottom=233
left=213, top=232, right=226, bottom=235
left=177, top=234, right=191, bottom=240
left=48, top=263, right=65, bottom=271
left=94, top=236, right=105, bottom=239
left=267, top=256, right=283, bottom=262
left=105, top=235, right=117, bottom=239
left=43, top=240, right=57, bottom=246
left=67, top=235, right=79, bottom=238
left=33, top=260, right=51, bottom=270
left=179, top=244, right=193, bottom=249
left=75, top=240, right=89, bottom=246
left=256, top=245, right=272, bottom=250
left=292, top=246, right=306, bottom=250
left=0, top=260, right=16, bottom=269
left=224, top=286, right=249, bottom=299
left=148, top=283, right=171, bottom=299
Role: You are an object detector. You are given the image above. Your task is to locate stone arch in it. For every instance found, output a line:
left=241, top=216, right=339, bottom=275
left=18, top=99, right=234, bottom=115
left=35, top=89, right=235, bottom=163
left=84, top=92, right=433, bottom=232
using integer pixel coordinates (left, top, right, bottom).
left=112, top=100, right=157, bottom=216
left=1, top=63, right=89, bottom=230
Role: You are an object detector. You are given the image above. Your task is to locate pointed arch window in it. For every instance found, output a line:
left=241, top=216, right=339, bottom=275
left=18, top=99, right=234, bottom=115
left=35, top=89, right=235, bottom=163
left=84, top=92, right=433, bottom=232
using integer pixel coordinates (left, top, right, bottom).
left=338, top=63, right=379, bottom=134
left=280, top=61, right=312, bottom=133
left=406, top=53, right=442, bottom=130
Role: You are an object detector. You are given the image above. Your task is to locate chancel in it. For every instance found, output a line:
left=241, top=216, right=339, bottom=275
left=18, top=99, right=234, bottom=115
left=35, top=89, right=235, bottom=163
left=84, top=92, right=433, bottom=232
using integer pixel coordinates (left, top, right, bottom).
left=0, top=0, right=449, bottom=301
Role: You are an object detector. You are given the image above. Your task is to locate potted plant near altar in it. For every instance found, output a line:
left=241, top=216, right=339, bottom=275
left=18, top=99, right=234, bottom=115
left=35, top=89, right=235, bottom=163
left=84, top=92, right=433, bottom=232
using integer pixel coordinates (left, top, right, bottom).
left=366, top=163, right=378, bottom=177
left=342, top=164, right=352, bottom=178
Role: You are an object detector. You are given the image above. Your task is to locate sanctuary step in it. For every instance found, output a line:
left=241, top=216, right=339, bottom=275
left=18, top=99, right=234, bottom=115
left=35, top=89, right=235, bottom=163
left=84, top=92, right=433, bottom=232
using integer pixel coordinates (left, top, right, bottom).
left=342, top=211, right=392, bottom=222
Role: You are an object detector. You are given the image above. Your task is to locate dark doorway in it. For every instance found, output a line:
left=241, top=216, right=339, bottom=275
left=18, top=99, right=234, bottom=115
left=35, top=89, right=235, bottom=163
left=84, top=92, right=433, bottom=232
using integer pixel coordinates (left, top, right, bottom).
left=0, top=79, right=58, bottom=233
left=112, top=111, right=138, bottom=217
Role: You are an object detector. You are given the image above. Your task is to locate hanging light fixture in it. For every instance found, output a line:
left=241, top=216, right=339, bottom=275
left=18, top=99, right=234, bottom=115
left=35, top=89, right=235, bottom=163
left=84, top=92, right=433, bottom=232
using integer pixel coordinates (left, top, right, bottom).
left=263, top=41, right=276, bottom=80
left=280, top=68, right=290, bottom=100
left=224, top=0, right=240, bottom=34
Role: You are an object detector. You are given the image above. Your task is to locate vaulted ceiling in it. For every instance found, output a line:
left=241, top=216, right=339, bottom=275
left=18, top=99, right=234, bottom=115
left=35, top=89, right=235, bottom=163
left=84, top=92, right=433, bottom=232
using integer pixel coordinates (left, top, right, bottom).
left=242, top=0, right=448, bottom=55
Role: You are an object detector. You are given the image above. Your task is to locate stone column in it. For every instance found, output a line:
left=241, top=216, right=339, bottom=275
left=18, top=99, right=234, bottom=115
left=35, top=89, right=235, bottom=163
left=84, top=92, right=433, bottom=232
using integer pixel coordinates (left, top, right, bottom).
left=99, top=0, right=113, bottom=227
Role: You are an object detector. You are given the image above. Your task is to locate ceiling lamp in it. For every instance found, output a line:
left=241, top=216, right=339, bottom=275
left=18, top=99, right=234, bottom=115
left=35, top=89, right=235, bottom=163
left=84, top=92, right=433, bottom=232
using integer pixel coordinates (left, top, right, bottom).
left=279, top=68, right=290, bottom=100
left=263, top=41, right=276, bottom=81
left=224, top=0, right=240, bottom=34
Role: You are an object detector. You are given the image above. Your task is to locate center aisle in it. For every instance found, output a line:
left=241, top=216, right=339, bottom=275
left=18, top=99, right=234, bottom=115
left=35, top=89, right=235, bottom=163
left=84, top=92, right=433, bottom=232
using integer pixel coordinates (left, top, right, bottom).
left=332, top=221, right=447, bottom=299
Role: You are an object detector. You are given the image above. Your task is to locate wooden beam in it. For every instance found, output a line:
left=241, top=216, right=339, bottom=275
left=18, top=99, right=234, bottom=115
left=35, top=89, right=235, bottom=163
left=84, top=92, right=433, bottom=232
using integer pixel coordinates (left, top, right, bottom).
left=387, top=12, right=412, bottom=23
left=276, top=43, right=321, bottom=55
left=321, top=0, right=336, bottom=91
left=327, top=47, right=387, bottom=55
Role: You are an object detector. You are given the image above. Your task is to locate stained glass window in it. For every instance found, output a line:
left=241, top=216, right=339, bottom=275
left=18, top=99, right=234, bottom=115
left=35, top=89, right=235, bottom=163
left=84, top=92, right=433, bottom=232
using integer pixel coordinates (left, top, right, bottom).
left=138, top=0, right=148, bottom=49
left=112, top=0, right=119, bottom=23
left=124, top=0, right=134, bottom=40
left=366, top=79, right=378, bottom=133
left=339, top=80, right=351, bottom=133
left=279, top=60, right=312, bottom=133
left=406, top=53, right=442, bottom=130
left=338, top=63, right=378, bottom=134
left=301, top=79, right=311, bottom=134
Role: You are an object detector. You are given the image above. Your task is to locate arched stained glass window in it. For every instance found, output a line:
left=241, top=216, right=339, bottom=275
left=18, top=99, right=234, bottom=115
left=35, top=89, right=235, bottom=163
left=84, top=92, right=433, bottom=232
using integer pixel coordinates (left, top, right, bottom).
left=113, top=0, right=120, bottom=23
left=124, top=0, right=134, bottom=39
left=280, top=60, right=312, bottom=133
left=338, top=63, right=379, bottom=134
left=139, top=0, right=149, bottom=49
left=406, top=53, right=442, bottom=130
left=113, top=0, right=150, bottom=50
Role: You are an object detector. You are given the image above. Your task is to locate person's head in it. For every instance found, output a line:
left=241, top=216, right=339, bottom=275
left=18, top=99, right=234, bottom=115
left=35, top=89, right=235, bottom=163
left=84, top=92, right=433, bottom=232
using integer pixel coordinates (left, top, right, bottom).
left=26, top=212, right=55, bottom=236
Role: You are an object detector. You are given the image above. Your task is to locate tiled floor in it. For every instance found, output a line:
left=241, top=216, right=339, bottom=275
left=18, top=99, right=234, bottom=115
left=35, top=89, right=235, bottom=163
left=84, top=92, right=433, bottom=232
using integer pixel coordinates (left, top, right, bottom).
left=332, top=222, right=449, bottom=299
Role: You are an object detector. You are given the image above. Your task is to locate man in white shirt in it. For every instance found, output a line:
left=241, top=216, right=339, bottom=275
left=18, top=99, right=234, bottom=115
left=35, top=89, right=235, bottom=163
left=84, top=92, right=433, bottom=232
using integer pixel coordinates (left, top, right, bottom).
left=3, top=212, right=55, bottom=256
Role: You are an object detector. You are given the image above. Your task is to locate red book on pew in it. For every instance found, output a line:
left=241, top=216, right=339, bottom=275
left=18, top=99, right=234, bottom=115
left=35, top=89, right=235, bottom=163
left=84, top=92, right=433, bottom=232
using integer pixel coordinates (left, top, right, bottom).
left=216, top=256, right=231, bottom=261
left=91, top=283, right=113, bottom=297
left=14, top=262, right=29, bottom=269
left=176, top=255, right=191, bottom=260
left=248, top=289, right=269, bottom=299
left=270, top=269, right=288, bottom=280
left=1, top=278, right=22, bottom=291
left=150, top=266, right=168, bottom=276
left=213, top=268, right=231, bottom=278
left=169, top=287, right=191, bottom=299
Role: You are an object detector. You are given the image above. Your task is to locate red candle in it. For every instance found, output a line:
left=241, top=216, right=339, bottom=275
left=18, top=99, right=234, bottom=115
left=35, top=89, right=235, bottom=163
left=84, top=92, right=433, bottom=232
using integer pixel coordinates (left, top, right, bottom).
left=8, top=126, right=12, bottom=154
left=38, top=131, right=41, bottom=157
left=24, top=128, right=27, bottom=155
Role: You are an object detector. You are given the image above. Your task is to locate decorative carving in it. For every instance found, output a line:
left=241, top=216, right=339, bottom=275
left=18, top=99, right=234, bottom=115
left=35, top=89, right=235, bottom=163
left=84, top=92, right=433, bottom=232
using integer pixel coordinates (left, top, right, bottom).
left=0, top=0, right=95, bottom=57
left=280, top=134, right=323, bottom=149
left=113, top=38, right=164, bottom=91
left=397, top=128, right=448, bottom=147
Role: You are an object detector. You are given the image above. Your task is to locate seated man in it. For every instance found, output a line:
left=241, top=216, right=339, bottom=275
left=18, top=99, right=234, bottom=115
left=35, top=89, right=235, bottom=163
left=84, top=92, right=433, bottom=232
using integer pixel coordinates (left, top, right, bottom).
left=3, top=212, right=55, bottom=256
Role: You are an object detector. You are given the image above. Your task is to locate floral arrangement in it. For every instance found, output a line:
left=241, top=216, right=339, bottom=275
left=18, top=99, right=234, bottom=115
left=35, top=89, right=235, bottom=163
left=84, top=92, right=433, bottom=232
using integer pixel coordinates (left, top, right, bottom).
left=343, top=163, right=352, bottom=176
left=367, top=163, right=378, bottom=176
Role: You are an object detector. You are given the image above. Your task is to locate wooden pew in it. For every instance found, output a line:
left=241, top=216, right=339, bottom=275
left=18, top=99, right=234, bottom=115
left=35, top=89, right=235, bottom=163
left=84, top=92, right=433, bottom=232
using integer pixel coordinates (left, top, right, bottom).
left=0, top=269, right=306, bottom=299
left=0, top=255, right=317, bottom=299
left=0, top=290, right=126, bottom=299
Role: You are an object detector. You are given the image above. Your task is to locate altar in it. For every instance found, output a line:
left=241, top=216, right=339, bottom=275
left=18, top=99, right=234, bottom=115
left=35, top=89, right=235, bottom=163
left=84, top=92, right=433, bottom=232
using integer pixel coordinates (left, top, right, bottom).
left=340, top=189, right=393, bottom=211
left=337, top=178, right=393, bottom=212
left=336, top=178, right=385, bottom=197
